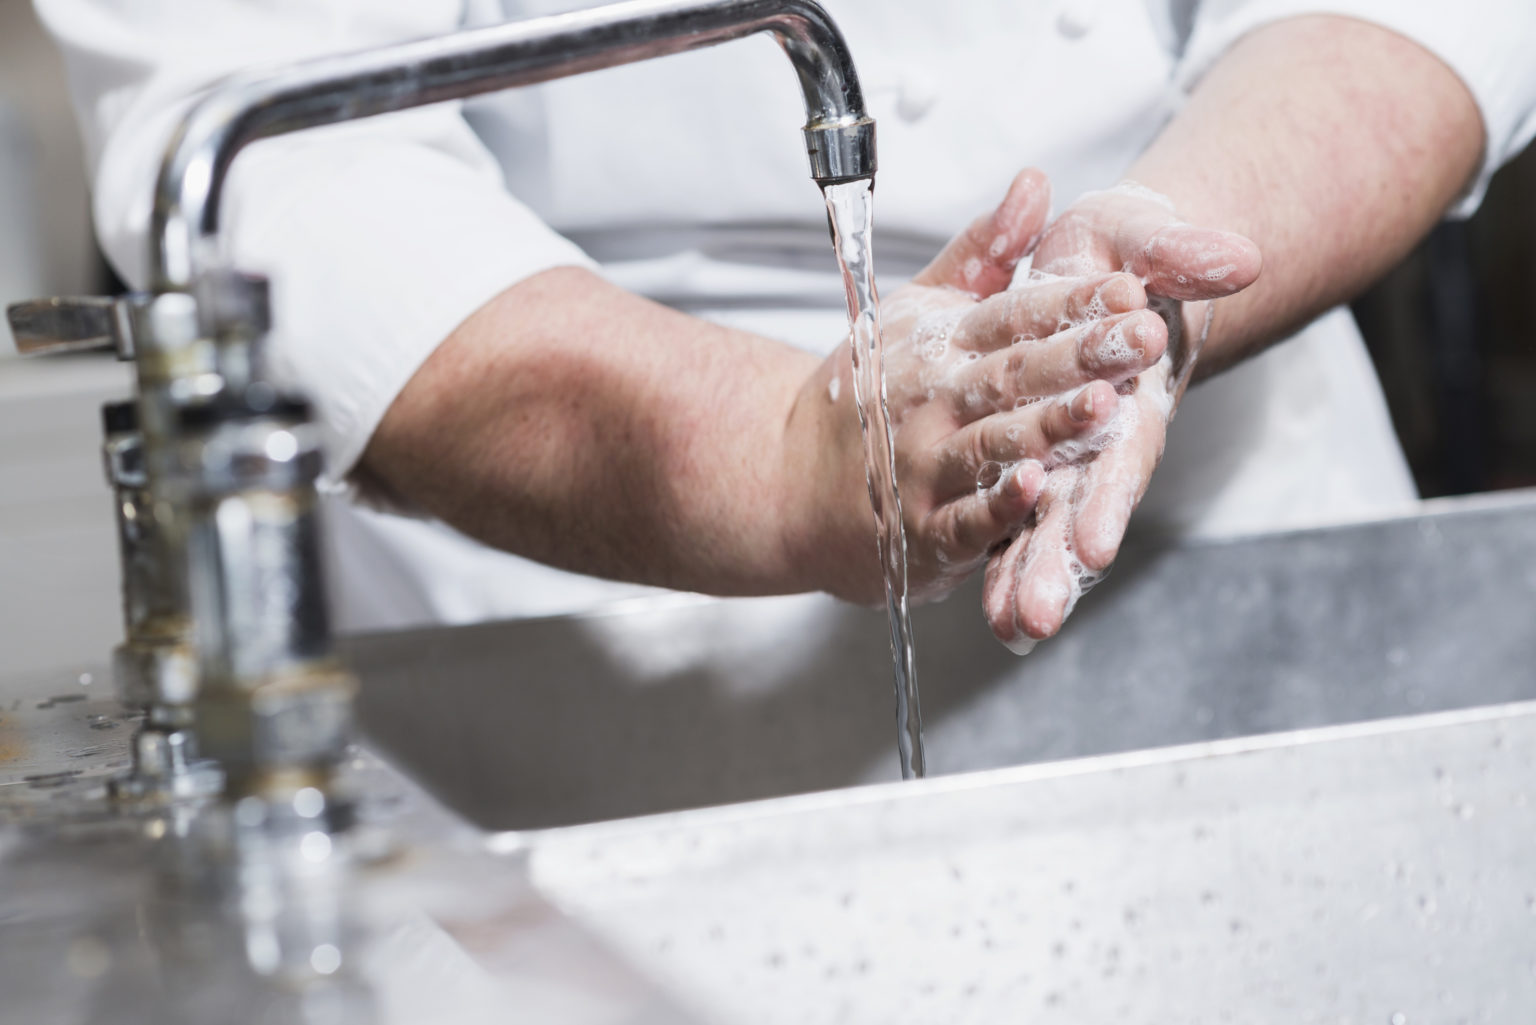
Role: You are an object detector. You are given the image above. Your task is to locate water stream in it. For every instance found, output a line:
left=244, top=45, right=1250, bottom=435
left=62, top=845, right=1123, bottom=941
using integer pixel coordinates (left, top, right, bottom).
left=823, top=179, right=926, bottom=780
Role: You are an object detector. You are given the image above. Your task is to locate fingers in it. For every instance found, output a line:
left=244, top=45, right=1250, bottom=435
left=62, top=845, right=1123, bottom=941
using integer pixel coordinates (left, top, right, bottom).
left=983, top=525, right=1033, bottom=650
left=1117, top=222, right=1262, bottom=302
left=980, top=384, right=1171, bottom=652
left=952, top=272, right=1146, bottom=353
left=1070, top=387, right=1170, bottom=571
left=1032, top=189, right=1263, bottom=303
left=914, top=168, right=1051, bottom=296
left=982, top=474, right=1080, bottom=645
left=936, top=380, right=1119, bottom=497
left=951, top=310, right=1167, bottom=417
left=928, top=460, right=1047, bottom=570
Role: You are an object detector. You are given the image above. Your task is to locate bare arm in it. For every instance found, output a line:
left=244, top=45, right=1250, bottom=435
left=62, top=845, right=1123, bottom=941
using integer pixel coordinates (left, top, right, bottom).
left=985, top=15, right=1486, bottom=646
left=1135, top=14, right=1483, bottom=375
left=362, top=172, right=1167, bottom=603
left=363, top=265, right=833, bottom=597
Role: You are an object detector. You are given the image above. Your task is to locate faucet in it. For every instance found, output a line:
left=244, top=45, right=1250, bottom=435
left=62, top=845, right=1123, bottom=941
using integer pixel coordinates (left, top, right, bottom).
left=151, top=0, right=876, bottom=291
left=8, top=0, right=877, bottom=817
left=98, top=399, right=222, bottom=801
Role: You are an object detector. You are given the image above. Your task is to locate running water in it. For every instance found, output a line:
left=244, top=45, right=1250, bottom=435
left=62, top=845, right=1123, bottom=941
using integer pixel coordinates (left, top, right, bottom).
left=823, top=178, right=926, bottom=780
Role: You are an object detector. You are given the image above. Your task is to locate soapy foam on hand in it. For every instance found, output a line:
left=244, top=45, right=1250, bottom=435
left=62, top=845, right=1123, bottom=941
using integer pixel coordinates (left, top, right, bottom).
left=988, top=184, right=1202, bottom=653
left=998, top=469, right=1108, bottom=656
left=1108, top=179, right=1178, bottom=211
left=874, top=182, right=1203, bottom=657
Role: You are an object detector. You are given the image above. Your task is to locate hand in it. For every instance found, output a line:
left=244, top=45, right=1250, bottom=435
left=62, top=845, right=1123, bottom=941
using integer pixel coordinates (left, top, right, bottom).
left=981, top=183, right=1263, bottom=650
left=795, top=171, right=1170, bottom=605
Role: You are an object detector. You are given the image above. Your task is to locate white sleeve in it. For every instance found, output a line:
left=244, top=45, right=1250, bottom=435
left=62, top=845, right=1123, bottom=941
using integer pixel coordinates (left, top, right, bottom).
left=1174, top=0, right=1536, bottom=217
left=33, top=0, right=596, bottom=482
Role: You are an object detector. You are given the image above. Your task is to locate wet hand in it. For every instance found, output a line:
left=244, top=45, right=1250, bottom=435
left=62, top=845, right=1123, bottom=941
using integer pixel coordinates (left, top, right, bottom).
left=801, top=171, right=1169, bottom=605
left=980, top=184, right=1262, bottom=650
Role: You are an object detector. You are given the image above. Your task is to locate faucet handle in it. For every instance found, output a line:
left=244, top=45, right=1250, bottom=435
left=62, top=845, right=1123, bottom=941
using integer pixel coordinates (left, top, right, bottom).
left=6, top=294, right=143, bottom=359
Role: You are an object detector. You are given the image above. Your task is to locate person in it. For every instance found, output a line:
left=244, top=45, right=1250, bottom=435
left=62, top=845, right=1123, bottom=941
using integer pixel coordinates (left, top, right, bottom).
left=33, top=0, right=1536, bottom=650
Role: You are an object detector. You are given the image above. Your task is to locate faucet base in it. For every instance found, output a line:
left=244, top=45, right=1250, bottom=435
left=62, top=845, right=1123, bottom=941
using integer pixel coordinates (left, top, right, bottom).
left=108, top=720, right=225, bottom=805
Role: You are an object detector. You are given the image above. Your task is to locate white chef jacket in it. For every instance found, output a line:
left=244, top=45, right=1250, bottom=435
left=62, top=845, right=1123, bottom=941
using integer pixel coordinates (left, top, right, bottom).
left=34, top=0, right=1536, bottom=631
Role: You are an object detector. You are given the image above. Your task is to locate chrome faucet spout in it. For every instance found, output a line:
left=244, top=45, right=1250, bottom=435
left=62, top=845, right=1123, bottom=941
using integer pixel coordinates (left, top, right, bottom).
left=150, top=0, right=876, bottom=290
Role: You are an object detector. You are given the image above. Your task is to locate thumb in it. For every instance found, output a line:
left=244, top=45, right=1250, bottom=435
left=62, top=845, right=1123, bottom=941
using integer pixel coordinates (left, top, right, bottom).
left=914, top=168, right=1052, bottom=296
left=1119, top=221, right=1262, bottom=302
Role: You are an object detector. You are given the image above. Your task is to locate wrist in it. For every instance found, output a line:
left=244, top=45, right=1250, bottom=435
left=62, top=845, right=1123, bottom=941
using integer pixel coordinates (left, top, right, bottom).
left=778, top=359, right=886, bottom=604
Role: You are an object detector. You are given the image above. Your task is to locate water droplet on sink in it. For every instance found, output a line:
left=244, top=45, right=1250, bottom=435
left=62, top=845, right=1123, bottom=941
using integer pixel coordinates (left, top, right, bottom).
left=66, top=936, right=111, bottom=980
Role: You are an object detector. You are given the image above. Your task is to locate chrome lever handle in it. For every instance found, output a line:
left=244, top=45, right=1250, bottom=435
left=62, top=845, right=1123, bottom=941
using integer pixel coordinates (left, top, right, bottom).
left=6, top=294, right=142, bottom=359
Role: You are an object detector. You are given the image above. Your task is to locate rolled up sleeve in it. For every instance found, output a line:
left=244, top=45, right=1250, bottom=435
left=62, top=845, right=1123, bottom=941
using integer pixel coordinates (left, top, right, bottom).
left=34, top=0, right=595, bottom=483
left=1176, top=0, right=1536, bottom=216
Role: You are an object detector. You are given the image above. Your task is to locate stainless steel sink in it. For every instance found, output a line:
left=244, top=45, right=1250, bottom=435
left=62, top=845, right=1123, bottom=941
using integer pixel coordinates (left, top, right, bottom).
left=349, top=490, right=1536, bottom=831
left=6, top=491, right=1535, bottom=1023
left=517, top=702, right=1536, bottom=1025
left=0, top=665, right=700, bottom=1025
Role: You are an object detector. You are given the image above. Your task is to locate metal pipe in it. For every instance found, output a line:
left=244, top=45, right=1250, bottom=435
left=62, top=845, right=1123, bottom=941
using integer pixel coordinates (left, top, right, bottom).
left=150, top=0, right=876, bottom=289
left=166, top=387, right=355, bottom=799
left=100, top=400, right=222, bottom=802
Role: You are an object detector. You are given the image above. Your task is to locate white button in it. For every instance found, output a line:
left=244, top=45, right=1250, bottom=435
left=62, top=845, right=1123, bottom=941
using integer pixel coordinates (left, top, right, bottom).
left=1057, top=0, right=1101, bottom=39
left=896, top=71, right=939, bottom=123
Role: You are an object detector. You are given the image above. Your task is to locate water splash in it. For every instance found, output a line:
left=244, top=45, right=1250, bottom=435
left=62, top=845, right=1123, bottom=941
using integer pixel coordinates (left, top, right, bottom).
left=823, top=179, right=925, bottom=779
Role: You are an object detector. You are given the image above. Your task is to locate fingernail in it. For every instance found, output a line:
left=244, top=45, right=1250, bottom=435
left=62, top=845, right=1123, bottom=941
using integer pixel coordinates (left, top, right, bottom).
left=1014, top=460, right=1045, bottom=498
left=1070, top=386, right=1095, bottom=422
left=1099, top=274, right=1143, bottom=313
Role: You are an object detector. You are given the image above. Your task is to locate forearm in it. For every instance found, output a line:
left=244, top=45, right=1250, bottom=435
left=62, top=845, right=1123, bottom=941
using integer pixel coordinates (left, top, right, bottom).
left=364, top=170, right=1147, bottom=611
left=1126, top=15, right=1484, bottom=376
left=361, top=266, right=865, bottom=597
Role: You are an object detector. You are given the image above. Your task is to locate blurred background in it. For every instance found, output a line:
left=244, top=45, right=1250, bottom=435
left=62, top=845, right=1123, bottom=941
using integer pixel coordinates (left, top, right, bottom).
left=0, top=2, right=96, bottom=308
left=1353, top=146, right=1536, bottom=496
left=0, top=3, right=1532, bottom=672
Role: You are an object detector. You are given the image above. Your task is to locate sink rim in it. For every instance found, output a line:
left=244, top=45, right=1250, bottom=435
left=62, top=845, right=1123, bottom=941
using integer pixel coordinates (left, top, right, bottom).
left=484, top=696, right=1536, bottom=855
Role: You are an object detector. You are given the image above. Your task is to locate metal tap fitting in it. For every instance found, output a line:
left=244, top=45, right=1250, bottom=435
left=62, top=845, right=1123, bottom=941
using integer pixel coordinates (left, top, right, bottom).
left=134, top=0, right=876, bottom=802
left=7, top=0, right=878, bottom=815
left=102, top=400, right=193, bottom=709
left=167, top=388, right=355, bottom=800
left=150, top=0, right=876, bottom=290
left=101, top=400, right=222, bottom=801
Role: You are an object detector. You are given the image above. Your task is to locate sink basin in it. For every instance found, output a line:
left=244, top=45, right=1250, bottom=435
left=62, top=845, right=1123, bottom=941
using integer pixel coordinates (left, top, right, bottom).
left=348, top=490, right=1536, bottom=831
left=514, top=701, right=1536, bottom=1025
left=6, top=491, right=1534, bottom=1023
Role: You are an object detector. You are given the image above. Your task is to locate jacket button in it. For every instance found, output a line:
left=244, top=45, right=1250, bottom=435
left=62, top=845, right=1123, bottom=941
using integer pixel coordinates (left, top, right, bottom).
left=1057, top=0, right=1101, bottom=39
left=896, top=72, right=938, bottom=123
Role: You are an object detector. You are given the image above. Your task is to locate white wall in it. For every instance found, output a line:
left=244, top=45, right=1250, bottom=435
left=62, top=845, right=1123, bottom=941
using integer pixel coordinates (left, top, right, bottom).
left=0, top=4, right=127, bottom=676
left=0, top=1, right=97, bottom=343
